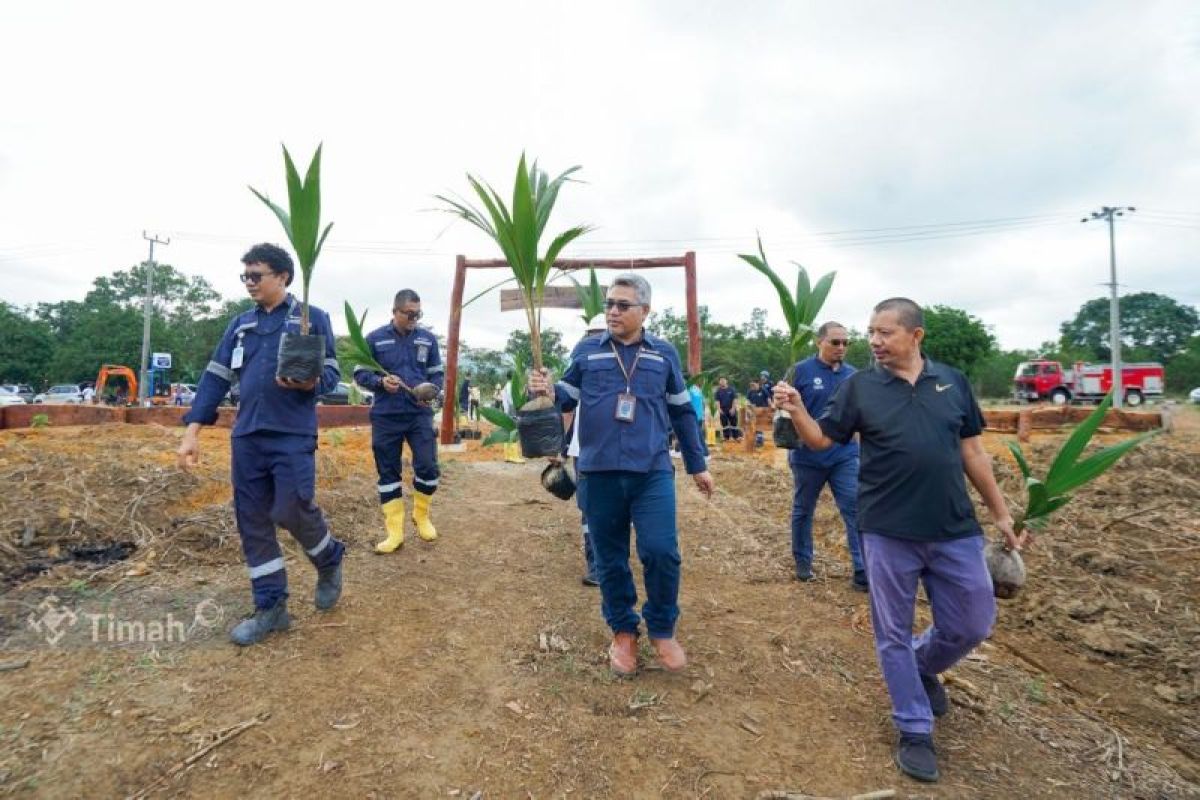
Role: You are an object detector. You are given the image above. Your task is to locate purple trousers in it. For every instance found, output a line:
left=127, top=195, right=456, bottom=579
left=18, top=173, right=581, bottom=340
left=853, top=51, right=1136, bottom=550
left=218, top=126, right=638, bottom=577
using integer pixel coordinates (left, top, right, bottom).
left=862, top=533, right=995, bottom=734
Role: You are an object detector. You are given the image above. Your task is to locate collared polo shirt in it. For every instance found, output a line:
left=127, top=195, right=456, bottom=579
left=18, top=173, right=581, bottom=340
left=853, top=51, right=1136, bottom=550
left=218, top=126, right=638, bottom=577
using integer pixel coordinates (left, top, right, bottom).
left=817, top=357, right=985, bottom=541
left=556, top=331, right=705, bottom=475
left=789, top=355, right=858, bottom=468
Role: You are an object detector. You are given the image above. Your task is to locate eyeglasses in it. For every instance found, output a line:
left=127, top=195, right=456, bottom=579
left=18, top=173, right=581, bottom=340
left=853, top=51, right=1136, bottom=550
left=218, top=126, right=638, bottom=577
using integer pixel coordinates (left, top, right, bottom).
left=239, top=271, right=273, bottom=285
left=826, top=339, right=850, bottom=347
left=604, top=299, right=645, bottom=313
left=394, top=308, right=423, bottom=321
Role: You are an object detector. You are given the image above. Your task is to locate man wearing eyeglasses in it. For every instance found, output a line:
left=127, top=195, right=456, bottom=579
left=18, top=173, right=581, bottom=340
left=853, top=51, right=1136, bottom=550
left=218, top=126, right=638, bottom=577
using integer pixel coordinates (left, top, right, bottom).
left=529, top=273, right=714, bottom=676
left=786, top=322, right=866, bottom=589
left=178, top=243, right=345, bottom=646
left=353, top=289, right=444, bottom=553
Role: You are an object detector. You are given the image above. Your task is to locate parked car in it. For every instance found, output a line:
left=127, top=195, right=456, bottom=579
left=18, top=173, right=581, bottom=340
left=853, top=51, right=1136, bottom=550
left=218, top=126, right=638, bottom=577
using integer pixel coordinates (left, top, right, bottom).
left=1189, top=387, right=1200, bottom=404
left=33, top=384, right=84, bottom=404
left=170, top=383, right=197, bottom=406
left=317, top=382, right=373, bottom=406
left=0, top=387, right=27, bottom=407
left=1, top=384, right=35, bottom=403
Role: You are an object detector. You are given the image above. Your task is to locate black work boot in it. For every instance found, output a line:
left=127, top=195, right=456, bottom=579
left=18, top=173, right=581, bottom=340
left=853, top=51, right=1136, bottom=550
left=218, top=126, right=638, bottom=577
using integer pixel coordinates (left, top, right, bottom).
left=229, top=600, right=290, bottom=646
left=921, top=672, right=949, bottom=717
left=895, top=733, right=939, bottom=783
left=851, top=569, right=869, bottom=592
left=795, top=562, right=814, bottom=582
left=315, top=561, right=343, bottom=611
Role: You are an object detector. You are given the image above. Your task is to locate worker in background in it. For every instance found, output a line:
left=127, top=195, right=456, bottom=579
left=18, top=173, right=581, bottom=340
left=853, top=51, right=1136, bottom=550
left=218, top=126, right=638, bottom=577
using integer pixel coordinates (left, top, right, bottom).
left=178, top=243, right=345, bottom=646
left=353, top=289, right=444, bottom=553
left=714, top=377, right=738, bottom=441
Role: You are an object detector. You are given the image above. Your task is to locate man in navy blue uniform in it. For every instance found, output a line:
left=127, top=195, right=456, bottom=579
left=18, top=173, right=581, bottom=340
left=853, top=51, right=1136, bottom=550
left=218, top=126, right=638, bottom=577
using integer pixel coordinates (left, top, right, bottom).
left=530, top=273, right=715, bottom=676
left=178, top=243, right=345, bottom=646
left=774, top=298, right=1022, bottom=783
left=713, top=377, right=738, bottom=441
left=787, top=321, right=867, bottom=589
left=353, top=289, right=444, bottom=553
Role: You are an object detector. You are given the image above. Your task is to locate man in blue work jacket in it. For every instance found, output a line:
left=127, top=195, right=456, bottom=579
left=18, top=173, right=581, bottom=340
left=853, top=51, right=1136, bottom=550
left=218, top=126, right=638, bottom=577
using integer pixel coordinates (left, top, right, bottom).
left=353, top=289, right=444, bottom=553
left=714, top=377, right=738, bottom=441
left=788, top=321, right=867, bottom=589
left=529, top=273, right=715, bottom=677
left=177, top=243, right=345, bottom=646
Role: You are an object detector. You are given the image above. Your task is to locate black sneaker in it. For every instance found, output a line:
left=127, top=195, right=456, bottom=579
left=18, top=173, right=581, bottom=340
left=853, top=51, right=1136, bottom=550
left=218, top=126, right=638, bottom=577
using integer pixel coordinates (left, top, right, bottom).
left=894, top=733, right=939, bottom=783
left=920, top=672, right=949, bottom=717
left=794, top=563, right=814, bottom=582
left=851, top=570, right=869, bottom=592
left=229, top=601, right=290, bottom=647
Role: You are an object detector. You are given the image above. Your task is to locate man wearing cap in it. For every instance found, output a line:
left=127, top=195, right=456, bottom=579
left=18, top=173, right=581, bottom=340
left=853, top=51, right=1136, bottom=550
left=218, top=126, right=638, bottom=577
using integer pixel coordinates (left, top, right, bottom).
left=354, top=289, right=444, bottom=553
left=786, top=321, right=867, bottom=589
left=530, top=273, right=714, bottom=676
left=178, top=243, right=345, bottom=646
left=773, top=297, right=1023, bottom=784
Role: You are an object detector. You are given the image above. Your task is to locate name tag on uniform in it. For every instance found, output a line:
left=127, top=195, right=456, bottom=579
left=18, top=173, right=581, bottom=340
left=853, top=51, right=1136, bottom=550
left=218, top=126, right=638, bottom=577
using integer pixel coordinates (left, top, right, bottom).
left=614, top=392, right=637, bottom=422
left=230, top=346, right=244, bottom=370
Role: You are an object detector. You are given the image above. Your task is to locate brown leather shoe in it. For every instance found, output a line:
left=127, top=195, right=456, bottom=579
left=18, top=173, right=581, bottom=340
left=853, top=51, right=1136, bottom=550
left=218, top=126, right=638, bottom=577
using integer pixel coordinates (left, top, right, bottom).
left=650, top=637, right=687, bottom=672
left=609, top=632, right=638, bottom=676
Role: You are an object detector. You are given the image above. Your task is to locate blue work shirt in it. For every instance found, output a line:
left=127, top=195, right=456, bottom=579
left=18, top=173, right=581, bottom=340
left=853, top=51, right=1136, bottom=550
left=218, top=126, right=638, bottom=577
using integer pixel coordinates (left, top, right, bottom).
left=688, top=385, right=705, bottom=422
left=555, top=331, right=705, bottom=475
left=789, top=356, right=859, bottom=468
left=353, top=323, right=444, bottom=417
left=714, top=386, right=736, bottom=413
left=185, top=294, right=340, bottom=437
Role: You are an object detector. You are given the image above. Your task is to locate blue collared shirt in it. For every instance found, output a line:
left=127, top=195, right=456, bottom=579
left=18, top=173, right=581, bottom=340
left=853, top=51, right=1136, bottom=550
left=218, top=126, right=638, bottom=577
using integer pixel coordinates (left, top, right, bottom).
left=555, top=330, right=705, bottom=475
left=789, top=356, right=858, bottom=467
left=353, top=323, right=444, bottom=417
left=185, top=294, right=340, bottom=437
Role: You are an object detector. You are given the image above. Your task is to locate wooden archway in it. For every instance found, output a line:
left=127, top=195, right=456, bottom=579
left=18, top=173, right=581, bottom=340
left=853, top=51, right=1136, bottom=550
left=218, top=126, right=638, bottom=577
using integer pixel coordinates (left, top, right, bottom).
left=440, top=252, right=700, bottom=445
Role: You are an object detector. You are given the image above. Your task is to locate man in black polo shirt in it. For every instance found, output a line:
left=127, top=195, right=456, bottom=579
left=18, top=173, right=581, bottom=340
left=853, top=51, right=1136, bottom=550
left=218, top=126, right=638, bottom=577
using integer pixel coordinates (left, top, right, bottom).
left=773, top=297, right=1025, bottom=784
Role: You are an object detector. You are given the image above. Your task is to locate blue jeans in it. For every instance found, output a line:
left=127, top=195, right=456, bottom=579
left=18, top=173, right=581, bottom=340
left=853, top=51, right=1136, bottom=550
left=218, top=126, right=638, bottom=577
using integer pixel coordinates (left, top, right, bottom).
left=862, top=533, right=995, bottom=734
left=789, top=458, right=863, bottom=573
left=584, top=470, right=681, bottom=639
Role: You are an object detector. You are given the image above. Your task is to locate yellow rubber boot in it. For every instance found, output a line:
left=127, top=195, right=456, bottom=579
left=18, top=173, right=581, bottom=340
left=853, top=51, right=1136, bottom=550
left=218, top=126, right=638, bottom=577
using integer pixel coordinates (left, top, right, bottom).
left=413, top=492, right=438, bottom=542
left=375, top=498, right=406, bottom=554
left=503, top=441, right=527, bottom=464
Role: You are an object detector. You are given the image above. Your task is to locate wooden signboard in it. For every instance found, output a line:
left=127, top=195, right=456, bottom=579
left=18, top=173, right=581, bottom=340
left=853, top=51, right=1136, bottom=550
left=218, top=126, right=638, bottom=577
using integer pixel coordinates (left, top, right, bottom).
left=499, top=285, right=607, bottom=311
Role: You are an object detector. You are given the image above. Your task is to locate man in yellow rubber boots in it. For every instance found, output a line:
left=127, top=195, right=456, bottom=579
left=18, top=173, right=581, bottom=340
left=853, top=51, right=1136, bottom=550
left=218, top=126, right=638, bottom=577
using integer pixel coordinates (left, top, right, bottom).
left=353, top=289, right=443, bottom=552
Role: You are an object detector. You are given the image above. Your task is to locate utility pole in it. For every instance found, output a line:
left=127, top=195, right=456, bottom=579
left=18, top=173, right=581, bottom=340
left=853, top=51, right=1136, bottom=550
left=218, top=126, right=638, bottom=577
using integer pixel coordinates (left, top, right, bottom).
left=1081, top=206, right=1134, bottom=408
left=138, top=232, right=170, bottom=404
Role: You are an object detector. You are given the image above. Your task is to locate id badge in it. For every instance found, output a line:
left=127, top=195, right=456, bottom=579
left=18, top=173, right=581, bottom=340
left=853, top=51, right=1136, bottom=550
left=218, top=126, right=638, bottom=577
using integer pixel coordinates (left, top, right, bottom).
left=230, top=346, right=244, bottom=370
left=614, top=392, right=637, bottom=422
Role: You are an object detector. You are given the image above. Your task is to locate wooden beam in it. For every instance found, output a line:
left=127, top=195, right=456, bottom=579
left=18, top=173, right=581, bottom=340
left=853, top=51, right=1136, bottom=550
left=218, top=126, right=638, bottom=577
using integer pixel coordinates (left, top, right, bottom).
left=440, top=255, right=467, bottom=445
left=684, top=250, right=700, bottom=375
left=499, top=285, right=608, bottom=311
left=462, top=257, right=689, bottom=270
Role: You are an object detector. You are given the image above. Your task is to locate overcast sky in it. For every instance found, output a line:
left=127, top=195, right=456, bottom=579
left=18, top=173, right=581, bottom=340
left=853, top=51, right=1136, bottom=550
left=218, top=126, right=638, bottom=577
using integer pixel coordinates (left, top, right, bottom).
left=1, top=1, right=1197, bottom=356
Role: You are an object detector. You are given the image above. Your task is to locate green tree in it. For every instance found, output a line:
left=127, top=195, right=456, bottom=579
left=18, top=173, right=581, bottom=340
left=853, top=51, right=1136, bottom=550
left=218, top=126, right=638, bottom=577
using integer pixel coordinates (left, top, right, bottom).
left=505, top=328, right=566, bottom=372
left=1165, top=335, right=1200, bottom=394
left=921, top=305, right=996, bottom=379
left=646, top=306, right=793, bottom=388
left=1059, top=292, right=1199, bottom=363
left=0, top=302, right=55, bottom=385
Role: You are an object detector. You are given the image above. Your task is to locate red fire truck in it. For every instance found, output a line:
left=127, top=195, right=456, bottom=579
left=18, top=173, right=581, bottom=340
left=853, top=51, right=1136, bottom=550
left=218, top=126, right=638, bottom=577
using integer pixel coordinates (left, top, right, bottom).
left=1012, top=359, right=1165, bottom=406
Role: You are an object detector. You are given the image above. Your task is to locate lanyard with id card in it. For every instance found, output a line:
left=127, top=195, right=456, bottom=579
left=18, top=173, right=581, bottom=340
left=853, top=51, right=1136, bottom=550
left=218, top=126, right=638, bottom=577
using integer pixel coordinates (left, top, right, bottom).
left=611, top=341, right=643, bottom=423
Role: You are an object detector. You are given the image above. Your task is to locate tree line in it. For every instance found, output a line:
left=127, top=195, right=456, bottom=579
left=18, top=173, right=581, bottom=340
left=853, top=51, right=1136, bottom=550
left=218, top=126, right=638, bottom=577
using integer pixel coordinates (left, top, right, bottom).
left=2, top=264, right=1197, bottom=398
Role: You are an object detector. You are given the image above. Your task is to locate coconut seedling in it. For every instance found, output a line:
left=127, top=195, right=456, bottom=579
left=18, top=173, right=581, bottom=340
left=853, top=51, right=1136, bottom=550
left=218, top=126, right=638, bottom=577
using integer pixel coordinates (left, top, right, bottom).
left=477, top=351, right=528, bottom=446
left=437, top=154, right=592, bottom=457
left=341, top=302, right=438, bottom=403
left=737, top=233, right=836, bottom=448
left=988, top=392, right=1157, bottom=598
left=568, top=267, right=606, bottom=327
left=249, top=144, right=333, bottom=382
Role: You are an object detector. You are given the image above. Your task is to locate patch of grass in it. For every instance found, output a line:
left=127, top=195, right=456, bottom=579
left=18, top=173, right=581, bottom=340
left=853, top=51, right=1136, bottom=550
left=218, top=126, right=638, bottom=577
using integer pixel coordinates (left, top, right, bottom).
left=1026, top=676, right=1048, bottom=704
left=998, top=700, right=1015, bottom=720
left=30, top=413, right=50, bottom=428
left=67, top=579, right=94, bottom=598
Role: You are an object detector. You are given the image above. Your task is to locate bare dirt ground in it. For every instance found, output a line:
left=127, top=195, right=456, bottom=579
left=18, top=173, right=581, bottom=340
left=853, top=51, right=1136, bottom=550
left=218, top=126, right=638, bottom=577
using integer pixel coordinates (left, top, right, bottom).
left=0, top=408, right=1197, bottom=799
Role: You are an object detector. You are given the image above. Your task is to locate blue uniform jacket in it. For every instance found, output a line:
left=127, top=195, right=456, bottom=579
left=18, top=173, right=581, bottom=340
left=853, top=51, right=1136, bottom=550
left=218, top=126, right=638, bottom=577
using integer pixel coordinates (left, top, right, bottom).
left=714, top=386, right=736, bottom=413
left=353, top=323, right=444, bottom=417
left=790, top=355, right=858, bottom=467
left=554, top=331, right=705, bottom=475
left=185, top=294, right=340, bottom=437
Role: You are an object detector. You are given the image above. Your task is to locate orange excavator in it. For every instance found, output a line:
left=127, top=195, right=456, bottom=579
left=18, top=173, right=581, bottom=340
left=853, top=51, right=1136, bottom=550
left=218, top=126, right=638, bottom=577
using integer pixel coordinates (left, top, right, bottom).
left=94, top=365, right=172, bottom=406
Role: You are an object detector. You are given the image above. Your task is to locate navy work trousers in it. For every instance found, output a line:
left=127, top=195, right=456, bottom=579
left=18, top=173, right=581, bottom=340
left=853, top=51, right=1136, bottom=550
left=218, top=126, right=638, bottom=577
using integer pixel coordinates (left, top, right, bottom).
left=371, top=413, right=439, bottom=503
left=584, top=470, right=681, bottom=639
left=231, top=432, right=344, bottom=609
left=789, top=457, right=864, bottom=573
